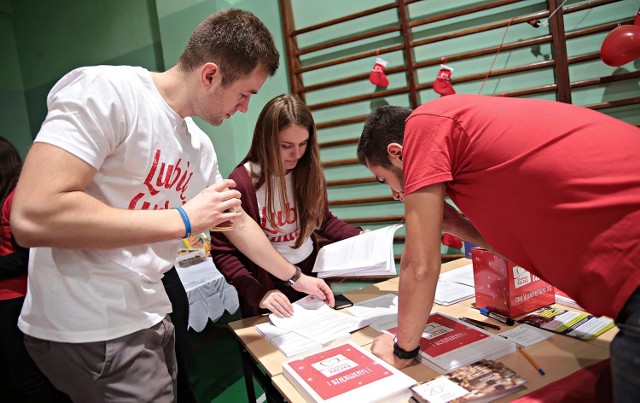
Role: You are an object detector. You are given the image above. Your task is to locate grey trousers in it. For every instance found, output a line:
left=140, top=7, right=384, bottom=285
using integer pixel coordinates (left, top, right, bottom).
left=24, top=316, right=177, bottom=403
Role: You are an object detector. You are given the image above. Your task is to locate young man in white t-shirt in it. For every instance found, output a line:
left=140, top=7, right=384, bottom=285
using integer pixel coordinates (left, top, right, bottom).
left=11, top=9, right=335, bottom=402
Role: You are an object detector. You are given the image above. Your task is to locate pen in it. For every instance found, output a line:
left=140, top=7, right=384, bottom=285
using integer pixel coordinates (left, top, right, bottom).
left=518, top=347, right=545, bottom=375
left=458, top=317, right=487, bottom=330
left=459, top=316, right=501, bottom=331
left=479, top=308, right=515, bottom=326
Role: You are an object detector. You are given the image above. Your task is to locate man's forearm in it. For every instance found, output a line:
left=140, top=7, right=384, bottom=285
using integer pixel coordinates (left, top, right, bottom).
left=224, top=211, right=296, bottom=281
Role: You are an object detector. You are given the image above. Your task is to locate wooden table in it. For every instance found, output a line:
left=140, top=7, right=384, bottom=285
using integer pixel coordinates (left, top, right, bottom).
left=228, top=258, right=616, bottom=402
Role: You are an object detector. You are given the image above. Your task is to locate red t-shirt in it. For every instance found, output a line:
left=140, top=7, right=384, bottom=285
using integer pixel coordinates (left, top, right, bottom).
left=403, top=94, right=640, bottom=319
left=0, top=190, right=28, bottom=300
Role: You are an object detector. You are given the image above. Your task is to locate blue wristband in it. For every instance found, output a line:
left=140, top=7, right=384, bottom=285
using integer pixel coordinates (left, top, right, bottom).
left=175, top=206, right=191, bottom=238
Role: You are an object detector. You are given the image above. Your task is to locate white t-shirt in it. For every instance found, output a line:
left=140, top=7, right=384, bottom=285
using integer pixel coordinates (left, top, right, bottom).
left=248, top=162, right=313, bottom=264
left=18, top=65, right=222, bottom=343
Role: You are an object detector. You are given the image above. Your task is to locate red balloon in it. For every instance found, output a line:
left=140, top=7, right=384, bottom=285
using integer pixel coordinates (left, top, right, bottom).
left=600, top=24, right=640, bottom=67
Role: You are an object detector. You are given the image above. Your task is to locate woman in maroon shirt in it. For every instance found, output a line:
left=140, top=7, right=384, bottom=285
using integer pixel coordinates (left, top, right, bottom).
left=211, top=95, right=362, bottom=317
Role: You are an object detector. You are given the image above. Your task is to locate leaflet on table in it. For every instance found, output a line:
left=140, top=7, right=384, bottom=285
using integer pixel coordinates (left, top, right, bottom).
left=268, top=295, right=365, bottom=345
left=343, top=293, right=398, bottom=330
left=498, top=323, right=553, bottom=347
left=282, top=341, right=416, bottom=403
left=383, top=312, right=516, bottom=374
left=311, top=224, right=402, bottom=278
left=517, top=306, right=615, bottom=341
left=411, top=359, right=526, bottom=403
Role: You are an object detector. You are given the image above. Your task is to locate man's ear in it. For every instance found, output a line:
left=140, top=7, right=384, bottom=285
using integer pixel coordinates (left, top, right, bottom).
left=387, top=143, right=403, bottom=163
left=200, top=62, right=221, bottom=91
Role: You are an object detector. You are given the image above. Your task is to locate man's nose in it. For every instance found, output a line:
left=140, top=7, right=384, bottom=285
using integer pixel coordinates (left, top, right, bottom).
left=237, top=98, right=249, bottom=113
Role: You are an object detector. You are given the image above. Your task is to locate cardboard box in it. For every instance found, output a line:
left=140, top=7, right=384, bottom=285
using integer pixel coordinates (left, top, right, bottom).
left=471, top=248, right=555, bottom=318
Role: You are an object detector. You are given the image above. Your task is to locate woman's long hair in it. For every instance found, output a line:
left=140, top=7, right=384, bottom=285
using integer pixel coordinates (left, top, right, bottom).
left=0, top=136, right=23, bottom=206
left=241, top=94, right=324, bottom=248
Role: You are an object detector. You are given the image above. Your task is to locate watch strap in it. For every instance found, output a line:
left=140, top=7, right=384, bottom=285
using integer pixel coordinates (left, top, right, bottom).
left=393, top=336, right=420, bottom=359
left=285, top=265, right=302, bottom=286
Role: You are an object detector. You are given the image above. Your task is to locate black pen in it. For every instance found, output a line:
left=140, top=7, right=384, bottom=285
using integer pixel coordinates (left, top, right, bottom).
left=460, top=316, right=501, bottom=331
left=459, top=317, right=488, bottom=330
left=479, top=308, right=515, bottom=326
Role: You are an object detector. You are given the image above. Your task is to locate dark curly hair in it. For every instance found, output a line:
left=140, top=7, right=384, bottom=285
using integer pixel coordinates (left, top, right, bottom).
left=357, top=105, right=412, bottom=168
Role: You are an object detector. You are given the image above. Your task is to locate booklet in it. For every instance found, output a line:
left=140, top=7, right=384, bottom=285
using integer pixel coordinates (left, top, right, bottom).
left=283, top=341, right=416, bottom=402
left=384, top=312, right=516, bottom=374
left=517, top=306, right=614, bottom=341
left=312, top=224, right=403, bottom=278
left=411, top=359, right=526, bottom=403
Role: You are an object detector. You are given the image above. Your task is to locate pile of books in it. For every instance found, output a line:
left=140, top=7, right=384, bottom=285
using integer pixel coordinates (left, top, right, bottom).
left=411, top=359, right=526, bottom=403
left=282, top=341, right=416, bottom=402
left=384, top=312, right=516, bottom=374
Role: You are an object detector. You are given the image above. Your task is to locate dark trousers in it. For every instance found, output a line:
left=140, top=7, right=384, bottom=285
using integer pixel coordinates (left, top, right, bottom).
left=611, top=287, right=640, bottom=403
left=0, top=297, right=70, bottom=403
left=163, top=267, right=198, bottom=403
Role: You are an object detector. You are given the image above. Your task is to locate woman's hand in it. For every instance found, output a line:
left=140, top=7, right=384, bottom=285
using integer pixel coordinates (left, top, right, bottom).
left=292, top=274, right=335, bottom=308
left=259, top=290, right=294, bottom=318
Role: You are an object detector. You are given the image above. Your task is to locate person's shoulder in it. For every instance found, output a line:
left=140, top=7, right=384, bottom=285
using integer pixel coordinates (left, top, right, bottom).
left=229, top=164, right=252, bottom=181
left=50, top=65, right=146, bottom=98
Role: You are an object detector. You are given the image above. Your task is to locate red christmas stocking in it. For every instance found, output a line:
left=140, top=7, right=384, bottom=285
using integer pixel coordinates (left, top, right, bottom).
left=433, top=64, right=456, bottom=96
left=441, top=233, right=463, bottom=249
left=369, top=56, right=389, bottom=88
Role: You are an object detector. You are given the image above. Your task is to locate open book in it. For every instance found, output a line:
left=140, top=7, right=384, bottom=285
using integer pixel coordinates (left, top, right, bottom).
left=312, top=224, right=402, bottom=278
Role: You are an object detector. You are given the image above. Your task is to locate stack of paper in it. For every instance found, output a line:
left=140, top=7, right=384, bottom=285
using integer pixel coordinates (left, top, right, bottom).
left=518, top=306, right=615, bottom=341
left=384, top=312, right=516, bottom=374
left=283, top=341, right=416, bottom=403
left=343, top=294, right=399, bottom=332
left=554, top=288, right=584, bottom=310
left=268, top=296, right=365, bottom=346
left=254, top=322, right=350, bottom=358
left=312, top=224, right=403, bottom=278
left=434, top=264, right=476, bottom=306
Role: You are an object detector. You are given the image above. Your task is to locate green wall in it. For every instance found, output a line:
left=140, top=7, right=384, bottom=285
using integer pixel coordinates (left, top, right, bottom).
left=2, top=0, right=637, bottom=174
left=0, top=0, right=288, bottom=175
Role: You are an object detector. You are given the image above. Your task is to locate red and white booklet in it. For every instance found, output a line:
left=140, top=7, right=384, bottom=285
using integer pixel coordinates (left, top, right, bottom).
left=282, top=341, right=416, bottom=402
left=385, top=313, right=516, bottom=374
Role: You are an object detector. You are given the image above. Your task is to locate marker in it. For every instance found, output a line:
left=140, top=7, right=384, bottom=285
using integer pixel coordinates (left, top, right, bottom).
left=479, top=308, right=515, bottom=326
left=458, top=317, right=488, bottom=330
left=459, top=316, right=501, bottom=331
left=519, top=347, right=545, bottom=375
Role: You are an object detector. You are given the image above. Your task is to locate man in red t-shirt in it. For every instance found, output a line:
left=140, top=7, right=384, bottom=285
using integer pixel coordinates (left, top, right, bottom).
left=357, top=94, right=640, bottom=401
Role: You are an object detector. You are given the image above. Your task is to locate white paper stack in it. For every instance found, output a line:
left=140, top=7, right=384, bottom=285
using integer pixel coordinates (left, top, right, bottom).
left=434, top=264, right=476, bottom=306
left=254, top=322, right=350, bottom=357
left=268, top=296, right=365, bottom=346
left=312, top=224, right=403, bottom=278
left=343, top=294, right=399, bottom=332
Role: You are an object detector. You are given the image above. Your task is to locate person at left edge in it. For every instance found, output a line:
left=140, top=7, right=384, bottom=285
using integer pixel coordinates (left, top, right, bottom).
left=11, top=9, right=334, bottom=402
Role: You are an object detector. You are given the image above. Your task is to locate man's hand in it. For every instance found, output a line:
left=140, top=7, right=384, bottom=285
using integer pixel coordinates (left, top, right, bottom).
left=371, top=333, right=415, bottom=369
left=259, top=290, right=294, bottom=318
left=292, top=274, right=335, bottom=308
left=182, top=179, right=243, bottom=233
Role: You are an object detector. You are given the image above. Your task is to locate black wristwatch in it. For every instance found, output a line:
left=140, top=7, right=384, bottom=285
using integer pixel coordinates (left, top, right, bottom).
left=284, top=265, right=302, bottom=286
left=393, top=336, right=420, bottom=360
